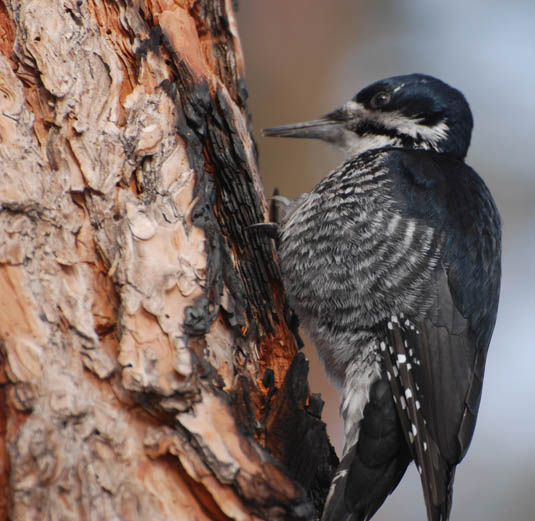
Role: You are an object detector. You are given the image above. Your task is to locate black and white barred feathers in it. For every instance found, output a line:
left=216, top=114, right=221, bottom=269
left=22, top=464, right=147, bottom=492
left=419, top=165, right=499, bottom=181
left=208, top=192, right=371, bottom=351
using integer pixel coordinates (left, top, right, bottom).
left=264, top=74, right=501, bottom=521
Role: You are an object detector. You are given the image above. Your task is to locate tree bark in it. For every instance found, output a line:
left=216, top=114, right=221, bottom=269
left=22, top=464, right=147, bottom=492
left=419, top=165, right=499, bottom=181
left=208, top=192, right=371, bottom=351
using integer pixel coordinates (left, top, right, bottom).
left=0, top=1, right=337, bottom=520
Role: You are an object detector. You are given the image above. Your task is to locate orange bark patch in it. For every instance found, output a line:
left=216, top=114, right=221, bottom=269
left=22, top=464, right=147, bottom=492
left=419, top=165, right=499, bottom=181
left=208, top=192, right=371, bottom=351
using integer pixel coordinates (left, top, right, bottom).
left=0, top=266, right=45, bottom=346
left=158, top=6, right=211, bottom=79
left=0, top=1, right=15, bottom=67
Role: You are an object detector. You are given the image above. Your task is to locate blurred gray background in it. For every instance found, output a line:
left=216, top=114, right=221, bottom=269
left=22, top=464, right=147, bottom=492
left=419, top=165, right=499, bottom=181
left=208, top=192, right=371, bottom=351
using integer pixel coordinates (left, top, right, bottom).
left=237, top=1, right=535, bottom=520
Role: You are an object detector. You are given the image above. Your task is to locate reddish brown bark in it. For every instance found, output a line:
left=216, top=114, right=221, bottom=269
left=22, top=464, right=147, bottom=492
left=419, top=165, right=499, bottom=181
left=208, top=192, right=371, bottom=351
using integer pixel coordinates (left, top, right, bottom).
left=0, top=1, right=336, bottom=520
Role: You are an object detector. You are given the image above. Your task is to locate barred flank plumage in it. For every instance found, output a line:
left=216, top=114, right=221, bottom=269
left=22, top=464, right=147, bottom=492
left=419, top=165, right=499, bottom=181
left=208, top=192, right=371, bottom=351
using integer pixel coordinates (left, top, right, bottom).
left=279, top=151, right=442, bottom=388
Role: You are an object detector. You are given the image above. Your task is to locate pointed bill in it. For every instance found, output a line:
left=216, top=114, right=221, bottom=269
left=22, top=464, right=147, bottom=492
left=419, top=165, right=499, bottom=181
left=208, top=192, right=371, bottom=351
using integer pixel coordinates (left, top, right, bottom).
left=262, top=118, right=343, bottom=140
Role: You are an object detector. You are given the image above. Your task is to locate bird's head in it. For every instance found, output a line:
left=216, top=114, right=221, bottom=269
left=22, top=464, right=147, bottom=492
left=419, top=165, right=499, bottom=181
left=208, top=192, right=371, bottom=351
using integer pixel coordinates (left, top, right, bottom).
left=264, top=74, right=473, bottom=159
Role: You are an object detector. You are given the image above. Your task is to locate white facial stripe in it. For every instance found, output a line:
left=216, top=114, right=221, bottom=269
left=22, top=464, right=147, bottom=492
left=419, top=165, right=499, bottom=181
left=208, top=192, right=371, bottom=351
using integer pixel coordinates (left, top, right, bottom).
left=339, top=101, right=449, bottom=155
left=374, top=110, right=449, bottom=147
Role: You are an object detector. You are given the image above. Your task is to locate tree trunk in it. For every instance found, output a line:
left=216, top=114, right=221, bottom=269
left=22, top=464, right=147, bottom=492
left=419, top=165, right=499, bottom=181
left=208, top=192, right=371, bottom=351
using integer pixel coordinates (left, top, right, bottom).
left=0, top=1, right=337, bottom=520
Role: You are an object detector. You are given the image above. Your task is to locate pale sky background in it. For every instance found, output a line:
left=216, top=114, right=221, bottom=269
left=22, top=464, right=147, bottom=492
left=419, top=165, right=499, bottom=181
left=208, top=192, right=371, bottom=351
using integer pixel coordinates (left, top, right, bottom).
left=238, top=1, right=535, bottom=520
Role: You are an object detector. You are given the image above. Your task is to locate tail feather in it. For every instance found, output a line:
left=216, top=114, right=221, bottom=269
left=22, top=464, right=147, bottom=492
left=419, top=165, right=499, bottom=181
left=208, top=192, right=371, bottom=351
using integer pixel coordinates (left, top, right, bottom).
left=322, top=375, right=411, bottom=521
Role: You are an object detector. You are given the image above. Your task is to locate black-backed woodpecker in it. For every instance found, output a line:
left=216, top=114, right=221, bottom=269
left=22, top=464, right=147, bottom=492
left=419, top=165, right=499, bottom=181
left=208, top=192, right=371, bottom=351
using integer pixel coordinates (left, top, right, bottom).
left=263, top=74, right=501, bottom=521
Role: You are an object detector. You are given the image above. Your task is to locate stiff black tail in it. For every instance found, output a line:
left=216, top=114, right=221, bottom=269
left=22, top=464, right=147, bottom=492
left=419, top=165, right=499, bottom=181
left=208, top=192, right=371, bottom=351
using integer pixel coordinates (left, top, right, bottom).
left=322, top=375, right=411, bottom=521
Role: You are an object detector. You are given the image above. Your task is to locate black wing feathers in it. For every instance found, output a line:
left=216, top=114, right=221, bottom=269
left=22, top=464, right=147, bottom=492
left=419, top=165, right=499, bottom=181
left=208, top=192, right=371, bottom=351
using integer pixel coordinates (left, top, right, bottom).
left=394, top=150, right=501, bottom=348
left=375, top=150, right=501, bottom=521
left=378, top=280, right=474, bottom=521
left=379, top=314, right=455, bottom=521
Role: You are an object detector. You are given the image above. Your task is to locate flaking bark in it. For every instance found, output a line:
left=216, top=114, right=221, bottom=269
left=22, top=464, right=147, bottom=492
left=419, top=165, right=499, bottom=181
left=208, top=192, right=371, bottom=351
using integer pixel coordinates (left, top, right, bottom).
left=0, top=1, right=337, bottom=520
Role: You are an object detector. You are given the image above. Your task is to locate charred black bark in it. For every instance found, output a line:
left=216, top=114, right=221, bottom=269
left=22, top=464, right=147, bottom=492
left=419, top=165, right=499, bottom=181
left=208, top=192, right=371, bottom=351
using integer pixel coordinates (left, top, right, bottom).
left=135, top=17, right=337, bottom=518
left=265, top=354, right=340, bottom=515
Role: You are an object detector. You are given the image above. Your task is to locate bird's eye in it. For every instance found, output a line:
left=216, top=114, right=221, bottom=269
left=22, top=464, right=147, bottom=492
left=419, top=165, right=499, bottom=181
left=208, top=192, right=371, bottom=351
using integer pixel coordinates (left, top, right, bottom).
left=370, top=91, right=391, bottom=109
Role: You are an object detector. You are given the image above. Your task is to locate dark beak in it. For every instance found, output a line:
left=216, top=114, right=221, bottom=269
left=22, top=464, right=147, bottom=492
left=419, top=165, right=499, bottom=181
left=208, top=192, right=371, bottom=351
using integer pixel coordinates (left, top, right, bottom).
left=263, top=117, right=344, bottom=142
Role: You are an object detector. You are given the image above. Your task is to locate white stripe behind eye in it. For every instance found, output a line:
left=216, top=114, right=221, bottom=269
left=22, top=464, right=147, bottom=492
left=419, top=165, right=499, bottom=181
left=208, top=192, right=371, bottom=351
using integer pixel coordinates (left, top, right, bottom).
left=374, top=110, right=450, bottom=148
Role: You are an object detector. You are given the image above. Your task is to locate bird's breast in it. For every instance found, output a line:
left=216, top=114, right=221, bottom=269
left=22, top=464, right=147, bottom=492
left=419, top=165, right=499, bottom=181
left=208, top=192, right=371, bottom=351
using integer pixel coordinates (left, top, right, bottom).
left=277, top=153, right=440, bottom=384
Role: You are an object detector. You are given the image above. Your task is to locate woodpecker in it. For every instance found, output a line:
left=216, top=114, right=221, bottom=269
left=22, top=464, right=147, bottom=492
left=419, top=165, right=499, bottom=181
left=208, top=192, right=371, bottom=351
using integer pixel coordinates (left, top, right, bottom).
left=263, top=74, right=501, bottom=521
